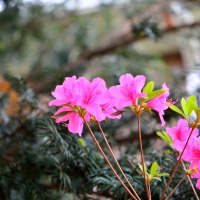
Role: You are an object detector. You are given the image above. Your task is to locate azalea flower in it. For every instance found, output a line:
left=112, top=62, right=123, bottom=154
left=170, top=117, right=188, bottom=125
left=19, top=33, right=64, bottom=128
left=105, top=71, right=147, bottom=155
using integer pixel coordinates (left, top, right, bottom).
left=196, top=179, right=200, bottom=189
left=187, top=164, right=200, bottom=189
left=166, top=119, right=198, bottom=153
left=146, top=83, right=170, bottom=126
left=109, top=73, right=146, bottom=110
left=49, top=76, right=119, bottom=135
left=76, top=77, right=113, bottom=121
left=183, top=137, right=200, bottom=167
left=52, top=106, right=89, bottom=136
left=49, top=76, right=79, bottom=106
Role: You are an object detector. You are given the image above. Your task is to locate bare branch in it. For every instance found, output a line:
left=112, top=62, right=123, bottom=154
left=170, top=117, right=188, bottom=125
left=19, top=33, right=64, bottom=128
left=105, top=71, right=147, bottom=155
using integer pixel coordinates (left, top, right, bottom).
left=63, top=20, right=200, bottom=71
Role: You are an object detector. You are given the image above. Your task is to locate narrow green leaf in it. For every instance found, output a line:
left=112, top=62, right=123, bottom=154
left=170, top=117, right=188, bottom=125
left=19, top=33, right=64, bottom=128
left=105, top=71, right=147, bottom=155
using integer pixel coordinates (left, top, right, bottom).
left=190, top=100, right=198, bottom=115
left=156, top=131, right=166, bottom=141
left=138, top=163, right=147, bottom=173
left=138, top=163, right=143, bottom=172
left=150, top=162, right=158, bottom=175
left=162, top=131, right=172, bottom=144
left=188, top=95, right=197, bottom=103
left=156, top=131, right=173, bottom=147
left=111, top=110, right=126, bottom=116
left=146, top=89, right=167, bottom=101
left=52, top=111, right=73, bottom=118
left=197, top=108, right=200, bottom=119
left=181, top=98, right=187, bottom=118
left=156, top=173, right=170, bottom=177
left=152, top=177, right=161, bottom=181
left=186, top=100, right=195, bottom=117
left=169, top=104, right=185, bottom=118
left=142, top=81, right=154, bottom=95
left=77, top=138, right=86, bottom=147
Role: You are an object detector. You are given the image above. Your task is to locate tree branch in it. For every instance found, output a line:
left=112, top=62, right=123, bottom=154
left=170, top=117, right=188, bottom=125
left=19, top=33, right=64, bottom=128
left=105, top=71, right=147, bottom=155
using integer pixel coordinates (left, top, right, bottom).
left=63, top=20, right=200, bottom=71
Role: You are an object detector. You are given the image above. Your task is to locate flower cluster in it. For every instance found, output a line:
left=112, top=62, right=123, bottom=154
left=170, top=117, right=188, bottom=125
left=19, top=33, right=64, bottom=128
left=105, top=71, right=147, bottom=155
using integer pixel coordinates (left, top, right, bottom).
left=49, top=76, right=118, bottom=135
left=166, top=119, right=200, bottom=189
left=49, top=73, right=171, bottom=136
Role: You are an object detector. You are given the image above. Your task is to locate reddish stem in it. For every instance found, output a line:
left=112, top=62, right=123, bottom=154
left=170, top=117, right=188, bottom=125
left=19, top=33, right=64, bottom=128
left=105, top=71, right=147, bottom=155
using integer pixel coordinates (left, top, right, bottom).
left=83, top=118, right=137, bottom=200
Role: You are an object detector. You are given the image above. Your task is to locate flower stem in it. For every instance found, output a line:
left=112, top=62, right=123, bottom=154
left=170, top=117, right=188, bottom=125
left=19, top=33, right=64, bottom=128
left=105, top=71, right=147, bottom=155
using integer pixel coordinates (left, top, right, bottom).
left=160, top=126, right=196, bottom=200
left=165, top=175, right=187, bottom=200
left=137, top=116, right=151, bottom=200
left=148, top=183, right=152, bottom=200
left=97, top=122, right=141, bottom=200
left=181, top=160, right=200, bottom=200
left=83, top=118, right=137, bottom=200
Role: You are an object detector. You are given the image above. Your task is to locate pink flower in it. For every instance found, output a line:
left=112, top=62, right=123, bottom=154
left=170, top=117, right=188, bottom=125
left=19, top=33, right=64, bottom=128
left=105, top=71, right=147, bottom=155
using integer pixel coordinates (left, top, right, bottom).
left=109, top=74, right=146, bottom=110
left=49, top=76, right=79, bottom=106
left=183, top=137, right=200, bottom=166
left=100, top=100, right=121, bottom=119
left=187, top=164, right=200, bottom=190
left=166, top=119, right=198, bottom=153
left=146, top=83, right=169, bottom=126
left=76, top=77, right=115, bottom=121
left=49, top=76, right=119, bottom=135
left=196, top=179, right=200, bottom=189
left=52, top=107, right=88, bottom=136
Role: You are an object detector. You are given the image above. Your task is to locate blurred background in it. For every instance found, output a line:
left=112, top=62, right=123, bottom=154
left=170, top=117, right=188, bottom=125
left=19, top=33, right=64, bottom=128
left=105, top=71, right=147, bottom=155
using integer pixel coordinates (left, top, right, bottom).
left=1, top=0, right=200, bottom=199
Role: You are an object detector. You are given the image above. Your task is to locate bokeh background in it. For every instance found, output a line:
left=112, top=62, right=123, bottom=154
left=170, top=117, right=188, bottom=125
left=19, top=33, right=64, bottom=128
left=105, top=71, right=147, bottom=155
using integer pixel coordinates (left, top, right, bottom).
left=1, top=0, right=200, bottom=199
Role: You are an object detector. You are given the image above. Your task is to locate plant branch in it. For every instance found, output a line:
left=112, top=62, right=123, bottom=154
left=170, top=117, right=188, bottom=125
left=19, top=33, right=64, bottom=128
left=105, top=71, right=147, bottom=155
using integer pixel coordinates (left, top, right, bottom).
left=97, top=122, right=141, bottom=200
left=181, top=160, right=200, bottom=200
left=160, top=125, right=197, bottom=200
left=83, top=118, right=138, bottom=200
left=137, top=116, right=151, bottom=200
left=63, top=21, right=200, bottom=71
left=165, top=175, right=187, bottom=200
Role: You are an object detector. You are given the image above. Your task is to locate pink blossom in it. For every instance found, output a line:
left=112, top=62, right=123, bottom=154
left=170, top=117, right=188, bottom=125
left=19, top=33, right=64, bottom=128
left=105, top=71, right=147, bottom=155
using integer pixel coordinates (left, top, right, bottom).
left=49, top=76, right=79, bottom=106
left=100, top=100, right=121, bottom=119
left=52, top=107, right=88, bottom=136
left=109, top=74, right=146, bottom=110
left=166, top=119, right=198, bottom=153
left=76, top=77, right=115, bottom=121
left=183, top=137, right=200, bottom=166
left=188, top=164, right=200, bottom=190
left=146, top=83, right=169, bottom=126
left=49, top=76, right=119, bottom=135
left=196, top=179, right=200, bottom=189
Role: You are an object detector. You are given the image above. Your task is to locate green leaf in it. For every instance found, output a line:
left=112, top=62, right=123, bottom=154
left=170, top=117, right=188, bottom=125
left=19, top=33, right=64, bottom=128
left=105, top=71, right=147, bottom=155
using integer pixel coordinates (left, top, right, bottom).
left=146, top=89, right=166, bottom=101
left=169, top=104, right=186, bottom=118
left=156, top=173, right=169, bottom=177
left=181, top=98, right=187, bottom=118
left=142, top=81, right=154, bottom=95
left=111, top=110, right=126, bottom=116
left=152, top=177, right=161, bottom=181
left=186, top=100, right=195, bottom=117
left=190, top=100, right=198, bottom=116
left=52, top=111, right=73, bottom=118
left=156, top=131, right=172, bottom=147
left=197, top=108, right=200, bottom=119
left=77, top=138, right=86, bottom=147
left=138, top=163, right=147, bottom=173
left=188, top=95, right=197, bottom=103
left=150, top=162, right=158, bottom=175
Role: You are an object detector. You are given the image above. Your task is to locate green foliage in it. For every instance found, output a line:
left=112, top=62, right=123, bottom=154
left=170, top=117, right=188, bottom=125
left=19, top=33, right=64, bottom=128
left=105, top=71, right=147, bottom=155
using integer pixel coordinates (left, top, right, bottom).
left=169, top=95, right=199, bottom=121
left=0, top=0, right=199, bottom=199
left=132, top=19, right=162, bottom=40
left=156, top=131, right=173, bottom=148
left=142, top=81, right=154, bottom=95
left=138, top=162, right=169, bottom=183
